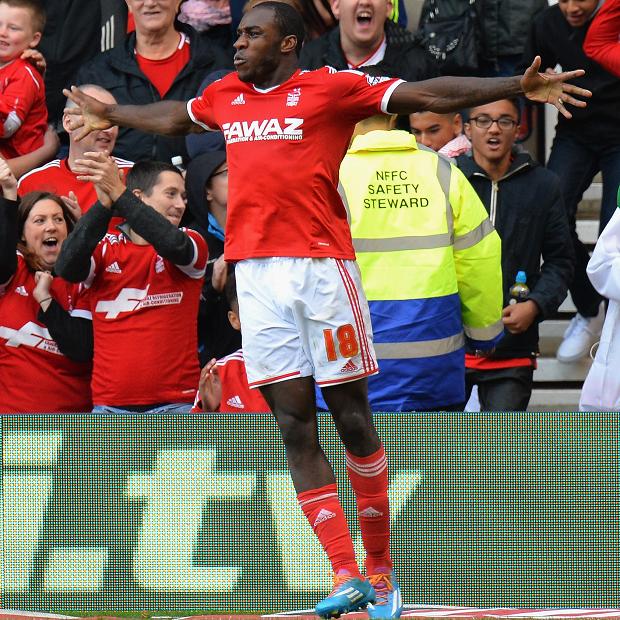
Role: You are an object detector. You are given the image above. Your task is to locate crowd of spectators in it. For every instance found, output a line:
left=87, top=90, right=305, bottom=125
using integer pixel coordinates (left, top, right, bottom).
left=1, top=0, right=618, bottom=413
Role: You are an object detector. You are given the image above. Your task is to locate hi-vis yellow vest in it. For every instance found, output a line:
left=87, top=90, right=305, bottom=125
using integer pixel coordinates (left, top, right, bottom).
left=339, top=130, right=503, bottom=409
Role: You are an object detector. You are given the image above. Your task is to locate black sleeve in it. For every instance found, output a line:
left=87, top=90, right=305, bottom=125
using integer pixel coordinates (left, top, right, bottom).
left=0, top=196, right=18, bottom=285
left=517, top=11, right=558, bottom=73
left=528, top=178, right=575, bottom=319
left=37, top=300, right=94, bottom=363
left=112, top=190, right=195, bottom=265
left=55, top=203, right=112, bottom=282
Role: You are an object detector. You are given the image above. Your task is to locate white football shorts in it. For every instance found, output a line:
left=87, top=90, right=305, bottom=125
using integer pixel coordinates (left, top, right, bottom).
left=235, top=257, right=379, bottom=388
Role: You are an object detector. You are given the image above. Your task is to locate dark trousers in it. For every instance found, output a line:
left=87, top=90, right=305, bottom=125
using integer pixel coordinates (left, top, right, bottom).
left=466, top=366, right=534, bottom=411
left=547, top=134, right=620, bottom=317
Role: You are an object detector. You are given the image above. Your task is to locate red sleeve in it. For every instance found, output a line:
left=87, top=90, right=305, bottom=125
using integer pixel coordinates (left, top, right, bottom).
left=175, top=228, right=208, bottom=279
left=584, top=0, right=620, bottom=77
left=0, top=64, right=42, bottom=134
left=326, top=69, right=403, bottom=123
left=187, top=83, right=219, bottom=131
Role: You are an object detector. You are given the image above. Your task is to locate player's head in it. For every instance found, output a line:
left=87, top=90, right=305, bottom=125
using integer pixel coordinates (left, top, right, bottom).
left=331, top=0, right=392, bottom=52
left=225, top=270, right=241, bottom=331
left=234, top=1, right=305, bottom=84
left=0, top=0, right=45, bottom=64
left=557, top=0, right=598, bottom=28
left=466, top=98, right=520, bottom=168
left=409, top=111, right=463, bottom=152
left=17, top=191, right=75, bottom=271
left=127, top=161, right=187, bottom=227
left=64, top=85, right=119, bottom=157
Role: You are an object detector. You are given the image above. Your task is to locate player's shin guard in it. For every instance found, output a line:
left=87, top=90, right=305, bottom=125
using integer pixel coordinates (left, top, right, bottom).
left=346, top=446, right=392, bottom=574
left=298, top=483, right=361, bottom=577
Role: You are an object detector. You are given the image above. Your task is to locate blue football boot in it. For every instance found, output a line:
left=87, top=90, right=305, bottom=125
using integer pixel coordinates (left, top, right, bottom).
left=315, top=572, right=376, bottom=618
left=367, top=571, right=403, bottom=619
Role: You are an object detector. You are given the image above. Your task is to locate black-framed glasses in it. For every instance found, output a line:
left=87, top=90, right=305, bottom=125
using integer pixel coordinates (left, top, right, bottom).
left=469, top=116, right=518, bottom=130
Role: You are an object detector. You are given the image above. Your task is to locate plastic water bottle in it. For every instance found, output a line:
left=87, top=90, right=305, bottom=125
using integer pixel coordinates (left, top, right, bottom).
left=509, top=270, right=530, bottom=305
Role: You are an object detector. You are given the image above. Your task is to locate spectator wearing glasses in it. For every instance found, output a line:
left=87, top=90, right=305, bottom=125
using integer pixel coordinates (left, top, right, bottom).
left=456, top=98, right=574, bottom=411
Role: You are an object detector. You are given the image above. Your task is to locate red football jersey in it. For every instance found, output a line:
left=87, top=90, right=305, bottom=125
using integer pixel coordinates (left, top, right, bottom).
left=80, top=228, right=208, bottom=406
left=136, top=32, right=191, bottom=98
left=17, top=157, right=134, bottom=214
left=0, top=254, right=92, bottom=413
left=187, top=67, right=402, bottom=261
left=0, top=58, right=47, bottom=158
left=191, top=349, right=271, bottom=413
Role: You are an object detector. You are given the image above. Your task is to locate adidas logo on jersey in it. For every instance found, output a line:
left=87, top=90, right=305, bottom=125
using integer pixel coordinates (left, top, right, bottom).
left=231, top=93, right=245, bottom=105
left=105, top=261, right=122, bottom=274
left=226, top=395, right=244, bottom=409
left=14, top=285, right=28, bottom=296
left=313, top=508, right=336, bottom=527
left=359, top=506, right=384, bottom=518
left=340, top=359, right=359, bottom=374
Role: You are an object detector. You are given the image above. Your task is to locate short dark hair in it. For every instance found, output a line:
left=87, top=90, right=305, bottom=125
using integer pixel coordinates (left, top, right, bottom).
left=126, top=161, right=183, bottom=195
left=256, top=1, right=305, bottom=56
left=17, top=191, right=75, bottom=271
left=1, top=0, right=46, bottom=33
left=468, top=97, right=522, bottom=120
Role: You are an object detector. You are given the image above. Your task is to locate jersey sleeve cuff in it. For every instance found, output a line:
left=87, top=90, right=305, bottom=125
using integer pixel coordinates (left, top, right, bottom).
left=186, top=98, right=217, bottom=132
left=381, top=79, right=405, bottom=114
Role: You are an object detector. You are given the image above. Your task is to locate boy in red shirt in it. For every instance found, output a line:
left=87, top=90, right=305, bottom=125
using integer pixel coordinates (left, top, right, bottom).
left=192, top=272, right=271, bottom=413
left=0, top=0, right=47, bottom=159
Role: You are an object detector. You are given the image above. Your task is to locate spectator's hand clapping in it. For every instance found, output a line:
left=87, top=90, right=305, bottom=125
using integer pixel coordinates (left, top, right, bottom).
left=0, top=158, right=17, bottom=200
left=61, top=191, right=82, bottom=222
left=521, top=56, right=592, bottom=119
left=62, top=86, right=114, bottom=141
left=74, top=152, right=124, bottom=208
left=198, top=358, right=222, bottom=412
left=33, top=271, right=54, bottom=311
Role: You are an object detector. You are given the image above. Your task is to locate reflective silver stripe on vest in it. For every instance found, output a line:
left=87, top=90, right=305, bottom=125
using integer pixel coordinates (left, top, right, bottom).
left=454, top=217, right=495, bottom=251
left=338, top=180, right=352, bottom=226
left=435, top=154, right=454, bottom=242
left=374, top=332, right=465, bottom=359
left=463, top=319, right=504, bottom=341
left=353, top=233, right=452, bottom=252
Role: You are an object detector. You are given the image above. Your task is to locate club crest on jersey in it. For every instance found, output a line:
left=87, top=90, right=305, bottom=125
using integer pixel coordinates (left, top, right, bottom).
left=221, top=117, right=303, bottom=144
left=365, top=75, right=391, bottom=86
left=286, top=88, right=301, bottom=107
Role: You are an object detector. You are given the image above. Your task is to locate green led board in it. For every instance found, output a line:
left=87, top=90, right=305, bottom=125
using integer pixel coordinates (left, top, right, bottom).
left=1, top=413, right=618, bottom=612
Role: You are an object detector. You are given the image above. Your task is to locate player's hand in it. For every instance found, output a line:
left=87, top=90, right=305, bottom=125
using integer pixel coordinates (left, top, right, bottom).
left=62, top=86, right=114, bottom=140
left=521, top=56, right=591, bottom=119
left=0, top=157, right=18, bottom=199
left=502, top=300, right=539, bottom=334
left=33, top=271, right=54, bottom=309
left=61, top=191, right=82, bottom=222
left=211, top=255, right=228, bottom=292
left=21, top=48, right=46, bottom=74
left=74, top=151, right=124, bottom=208
left=198, top=358, right=222, bottom=412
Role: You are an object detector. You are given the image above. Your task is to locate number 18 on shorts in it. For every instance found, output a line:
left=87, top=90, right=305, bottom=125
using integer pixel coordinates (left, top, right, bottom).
left=235, top=257, right=379, bottom=388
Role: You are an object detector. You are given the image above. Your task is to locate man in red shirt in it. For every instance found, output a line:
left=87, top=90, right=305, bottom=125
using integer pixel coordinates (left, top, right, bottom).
left=55, top=158, right=208, bottom=413
left=62, top=3, right=589, bottom=617
left=18, top=84, right=132, bottom=216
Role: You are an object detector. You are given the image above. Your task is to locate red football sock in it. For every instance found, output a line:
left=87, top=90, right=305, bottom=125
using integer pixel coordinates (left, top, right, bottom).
left=298, top=483, right=361, bottom=577
left=346, top=446, right=392, bottom=574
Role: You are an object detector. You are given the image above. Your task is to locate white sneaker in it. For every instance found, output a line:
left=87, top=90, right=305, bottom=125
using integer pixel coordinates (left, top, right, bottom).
left=556, top=303, right=605, bottom=363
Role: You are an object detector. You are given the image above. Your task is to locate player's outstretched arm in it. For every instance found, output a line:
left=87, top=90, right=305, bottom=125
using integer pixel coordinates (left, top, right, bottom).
left=62, top=86, right=200, bottom=141
left=387, top=56, right=591, bottom=118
